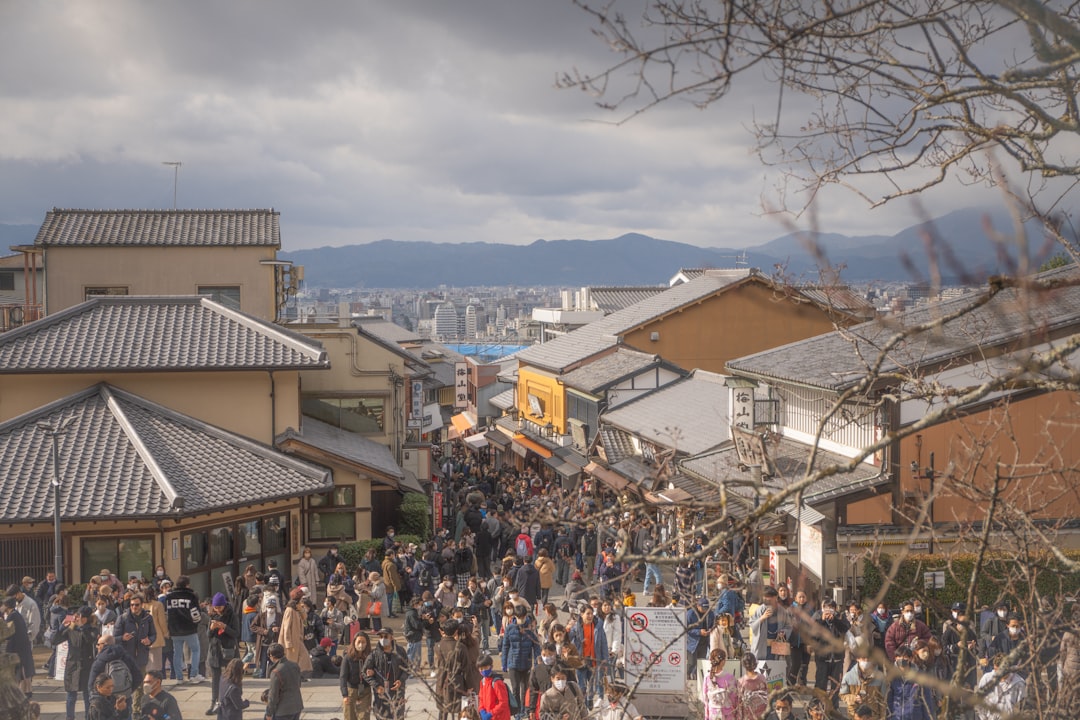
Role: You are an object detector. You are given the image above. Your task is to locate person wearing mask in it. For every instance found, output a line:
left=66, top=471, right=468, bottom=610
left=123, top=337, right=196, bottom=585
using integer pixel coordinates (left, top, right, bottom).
left=976, top=654, right=1026, bottom=720
left=436, top=576, right=458, bottom=611
left=539, top=667, right=586, bottom=720
left=884, top=601, right=931, bottom=662
left=88, top=673, right=129, bottom=720
left=141, top=670, right=182, bottom=720
left=942, top=603, right=980, bottom=694
left=381, top=551, right=404, bottom=619
left=164, top=576, right=203, bottom=684
left=514, top=559, right=541, bottom=611
left=501, top=605, right=539, bottom=711
left=476, top=654, right=512, bottom=720
left=687, top=597, right=715, bottom=682
left=812, top=598, right=850, bottom=694
left=762, top=693, right=797, bottom=720
left=748, top=588, right=792, bottom=664
left=839, top=649, right=885, bottom=719
left=979, top=602, right=1010, bottom=652
left=2, top=596, right=35, bottom=698
left=205, top=593, right=240, bottom=716
left=528, top=642, right=562, bottom=718
left=568, top=604, right=608, bottom=709
left=701, top=648, right=738, bottom=720
left=264, top=643, right=303, bottom=720
left=250, top=597, right=282, bottom=679
left=402, top=597, right=425, bottom=669
left=339, top=632, right=373, bottom=720
left=280, top=591, right=313, bottom=679
left=9, top=582, right=42, bottom=647
left=602, top=602, right=624, bottom=678
left=55, top=606, right=96, bottom=719
left=141, top=588, right=169, bottom=678
left=297, top=547, right=319, bottom=602
left=363, top=628, right=409, bottom=720
left=886, top=646, right=937, bottom=720
left=366, top=573, right=389, bottom=632
left=116, top=593, right=156, bottom=716
left=986, top=613, right=1028, bottom=675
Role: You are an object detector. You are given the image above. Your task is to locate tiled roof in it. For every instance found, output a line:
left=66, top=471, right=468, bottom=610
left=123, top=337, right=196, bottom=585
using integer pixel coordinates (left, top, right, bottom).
left=679, top=436, right=886, bottom=505
left=599, top=370, right=730, bottom=456
left=0, top=384, right=332, bottom=522
left=587, top=286, right=666, bottom=313
left=560, top=348, right=664, bottom=395
left=597, top=426, right=636, bottom=464
left=795, top=286, right=876, bottom=318
left=0, top=296, right=328, bottom=373
left=277, top=418, right=403, bottom=481
left=517, top=270, right=754, bottom=372
left=727, top=265, right=1080, bottom=392
left=34, top=209, right=280, bottom=247
left=490, top=388, right=516, bottom=410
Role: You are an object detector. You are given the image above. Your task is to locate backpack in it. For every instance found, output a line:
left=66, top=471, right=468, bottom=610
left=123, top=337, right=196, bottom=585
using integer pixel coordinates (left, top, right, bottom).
left=516, top=537, right=530, bottom=557
left=418, top=563, right=432, bottom=590
left=455, top=547, right=472, bottom=575
left=492, top=674, right=519, bottom=712
left=106, top=657, right=133, bottom=694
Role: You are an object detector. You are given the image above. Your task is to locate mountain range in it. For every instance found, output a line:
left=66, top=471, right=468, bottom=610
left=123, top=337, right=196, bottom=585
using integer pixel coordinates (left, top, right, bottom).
left=0, top=207, right=1065, bottom=288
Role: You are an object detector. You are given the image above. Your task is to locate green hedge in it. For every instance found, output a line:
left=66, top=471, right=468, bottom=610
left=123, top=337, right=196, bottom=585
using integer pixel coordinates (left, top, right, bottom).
left=338, top=534, right=425, bottom=573
left=863, top=551, right=1080, bottom=611
left=398, top=492, right=432, bottom=541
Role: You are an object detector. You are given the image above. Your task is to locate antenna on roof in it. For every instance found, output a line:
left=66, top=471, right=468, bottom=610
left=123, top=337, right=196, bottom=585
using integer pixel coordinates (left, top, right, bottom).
left=161, top=161, right=182, bottom=209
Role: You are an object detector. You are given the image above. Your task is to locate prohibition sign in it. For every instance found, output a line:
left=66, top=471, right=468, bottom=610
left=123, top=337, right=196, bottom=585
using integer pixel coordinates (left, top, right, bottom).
left=649, top=652, right=661, bottom=665
left=629, top=613, right=648, bottom=632
left=668, top=652, right=682, bottom=666
left=630, top=651, right=644, bottom=665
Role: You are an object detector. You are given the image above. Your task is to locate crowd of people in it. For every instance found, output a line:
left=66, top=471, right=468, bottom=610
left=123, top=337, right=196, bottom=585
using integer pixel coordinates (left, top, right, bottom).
left=6, top=443, right=1080, bottom=720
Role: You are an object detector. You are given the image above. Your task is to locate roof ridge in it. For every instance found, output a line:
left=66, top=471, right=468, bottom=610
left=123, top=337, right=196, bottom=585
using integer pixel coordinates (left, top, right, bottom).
left=47, top=208, right=277, bottom=214
left=100, top=385, right=182, bottom=510
left=200, top=297, right=327, bottom=363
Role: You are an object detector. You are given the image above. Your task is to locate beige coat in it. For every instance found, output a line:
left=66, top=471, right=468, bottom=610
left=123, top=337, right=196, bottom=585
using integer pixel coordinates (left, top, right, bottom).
left=535, top=557, right=556, bottom=590
left=381, top=558, right=403, bottom=594
left=280, top=605, right=313, bottom=673
left=147, top=598, right=168, bottom=648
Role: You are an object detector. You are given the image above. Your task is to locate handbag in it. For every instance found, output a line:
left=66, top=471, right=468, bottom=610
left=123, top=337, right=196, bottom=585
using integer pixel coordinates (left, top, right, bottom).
left=367, top=601, right=383, bottom=616
left=769, top=638, right=791, bottom=656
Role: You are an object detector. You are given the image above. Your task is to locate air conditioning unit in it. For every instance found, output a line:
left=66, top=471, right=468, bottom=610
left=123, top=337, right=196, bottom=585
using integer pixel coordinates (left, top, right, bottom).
left=832, top=586, right=846, bottom=605
left=649, top=331, right=660, bottom=342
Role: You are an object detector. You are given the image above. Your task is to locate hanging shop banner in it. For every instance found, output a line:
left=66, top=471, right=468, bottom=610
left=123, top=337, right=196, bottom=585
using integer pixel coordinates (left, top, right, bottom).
left=624, top=607, right=686, bottom=693
left=454, top=362, right=469, bottom=408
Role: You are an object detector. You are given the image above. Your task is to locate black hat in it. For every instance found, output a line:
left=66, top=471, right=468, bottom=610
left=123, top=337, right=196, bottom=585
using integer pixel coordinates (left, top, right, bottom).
left=377, top=628, right=394, bottom=637
left=951, top=601, right=966, bottom=612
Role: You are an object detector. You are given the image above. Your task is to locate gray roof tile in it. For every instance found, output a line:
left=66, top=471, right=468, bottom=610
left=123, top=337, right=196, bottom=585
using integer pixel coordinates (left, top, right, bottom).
left=560, top=348, right=665, bottom=395
left=728, top=265, right=1080, bottom=391
left=0, top=384, right=332, bottom=522
left=600, top=370, right=730, bottom=456
left=587, top=287, right=666, bottom=313
left=516, top=270, right=753, bottom=372
left=34, top=209, right=280, bottom=247
left=0, top=296, right=328, bottom=373
left=353, top=317, right=422, bottom=345
left=277, top=418, right=403, bottom=480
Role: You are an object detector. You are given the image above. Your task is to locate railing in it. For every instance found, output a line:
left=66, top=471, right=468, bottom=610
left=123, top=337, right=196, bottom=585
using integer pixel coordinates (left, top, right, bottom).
left=0, top=303, right=42, bottom=332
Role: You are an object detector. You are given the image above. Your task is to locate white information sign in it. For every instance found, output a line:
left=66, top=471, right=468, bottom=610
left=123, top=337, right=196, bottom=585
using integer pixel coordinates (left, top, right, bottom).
left=799, top=520, right=824, bottom=582
left=53, top=640, right=68, bottom=681
left=624, top=607, right=686, bottom=694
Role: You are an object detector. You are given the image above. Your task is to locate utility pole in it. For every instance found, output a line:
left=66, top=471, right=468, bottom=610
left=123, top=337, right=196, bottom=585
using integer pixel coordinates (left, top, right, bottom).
left=162, top=161, right=182, bottom=209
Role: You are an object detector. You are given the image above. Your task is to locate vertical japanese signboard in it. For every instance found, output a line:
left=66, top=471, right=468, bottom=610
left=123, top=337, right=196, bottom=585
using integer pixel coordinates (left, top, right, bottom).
left=454, top=362, right=468, bottom=409
left=624, top=607, right=686, bottom=693
left=409, top=380, right=424, bottom=428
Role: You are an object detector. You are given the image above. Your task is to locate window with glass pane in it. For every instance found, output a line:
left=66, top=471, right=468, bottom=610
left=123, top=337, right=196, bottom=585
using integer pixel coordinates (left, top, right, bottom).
left=118, top=539, right=153, bottom=581
left=85, top=287, right=129, bottom=299
left=238, top=520, right=262, bottom=559
left=0, top=272, right=13, bottom=291
left=302, top=396, right=385, bottom=433
left=197, top=286, right=241, bottom=311
left=82, top=539, right=119, bottom=581
left=184, top=531, right=208, bottom=571
left=262, top=515, right=288, bottom=553
left=209, top=527, right=234, bottom=565
left=309, top=511, right=355, bottom=541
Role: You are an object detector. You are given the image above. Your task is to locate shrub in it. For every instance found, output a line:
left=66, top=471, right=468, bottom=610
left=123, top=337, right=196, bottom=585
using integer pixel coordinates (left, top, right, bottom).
left=338, top=533, right=425, bottom=573
left=398, top=492, right=432, bottom=541
left=862, top=551, right=1080, bottom=612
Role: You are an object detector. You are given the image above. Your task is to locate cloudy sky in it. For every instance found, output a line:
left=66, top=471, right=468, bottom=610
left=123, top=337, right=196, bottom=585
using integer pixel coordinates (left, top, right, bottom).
left=0, top=1, right=1000, bottom=251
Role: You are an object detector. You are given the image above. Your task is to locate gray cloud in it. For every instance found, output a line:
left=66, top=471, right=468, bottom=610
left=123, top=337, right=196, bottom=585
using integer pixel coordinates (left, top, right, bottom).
left=0, top=1, right=1008, bottom=251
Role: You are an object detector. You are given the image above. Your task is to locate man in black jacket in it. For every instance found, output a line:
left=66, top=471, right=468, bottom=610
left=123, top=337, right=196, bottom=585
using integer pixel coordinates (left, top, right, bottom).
left=164, top=576, right=202, bottom=684
left=55, top=606, right=97, bottom=719
left=812, top=598, right=850, bottom=694
left=514, top=562, right=541, bottom=610
left=88, top=634, right=141, bottom=718
left=264, top=643, right=303, bottom=720
left=116, top=595, right=156, bottom=715
left=364, top=629, right=409, bottom=720
left=319, top=547, right=340, bottom=582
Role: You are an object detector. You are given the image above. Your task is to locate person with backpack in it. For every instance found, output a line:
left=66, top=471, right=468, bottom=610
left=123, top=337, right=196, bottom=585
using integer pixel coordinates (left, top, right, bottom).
left=502, top=605, right=540, bottom=711
left=539, top=667, right=586, bottom=720
left=206, top=593, right=241, bottom=716
left=477, top=654, right=512, bottom=720
left=89, top=634, right=141, bottom=720
left=514, top=528, right=534, bottom=560
left=363, top=629, right=410, bottom=720
left=454, top=544, right=475, bottom=591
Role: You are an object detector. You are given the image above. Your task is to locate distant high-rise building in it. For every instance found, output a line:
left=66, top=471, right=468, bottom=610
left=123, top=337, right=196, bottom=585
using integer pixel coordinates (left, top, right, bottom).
left=433, top=302, right=459, bottom=340
left=464, top=304, right=479, bottom=339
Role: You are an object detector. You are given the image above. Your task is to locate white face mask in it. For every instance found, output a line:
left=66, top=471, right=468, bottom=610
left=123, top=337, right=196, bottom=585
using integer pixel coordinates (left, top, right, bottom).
left=914, top=605, right=923, bottom=613
left=998, top=610, right=1007, bottom=619
left=858, top=660, right=872, bottom=672
left=776, top=710, right=790, bottom=720
left=1008, top=626, right=1020, bottom=636
left=902, top=612, right=914, bottom=622
left=542, top=655, right=555, bottom=665
left=380, top=638, right=392, bottom=648
left=952, top=611, right=958, bottom=620
left=553, top=680, right=567, bottom=691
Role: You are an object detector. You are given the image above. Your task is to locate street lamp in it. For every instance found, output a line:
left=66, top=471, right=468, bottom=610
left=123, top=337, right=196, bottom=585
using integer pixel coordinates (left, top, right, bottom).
left=37, top=417, right=73, bottom=583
